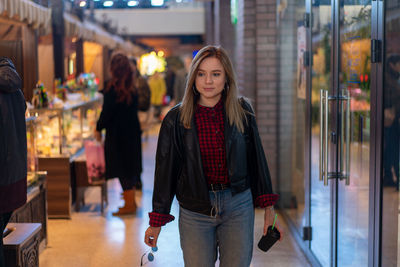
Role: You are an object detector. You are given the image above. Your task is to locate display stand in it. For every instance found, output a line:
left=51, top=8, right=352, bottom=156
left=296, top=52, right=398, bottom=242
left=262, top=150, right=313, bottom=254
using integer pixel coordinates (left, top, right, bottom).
left=3, top=223, right=42, bottom=267
left=9, top=172, right=48, bottom=252
left=38, top=157, right=71, bottom=219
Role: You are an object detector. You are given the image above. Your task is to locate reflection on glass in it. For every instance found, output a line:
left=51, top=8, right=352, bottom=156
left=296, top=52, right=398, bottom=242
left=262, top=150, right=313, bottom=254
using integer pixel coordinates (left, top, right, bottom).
left=382, top=1, right=400, bottom=266
left=337, top=1, right=371, bottom=266
left=310, top=1, right=332, bottom=266
left=277, top=0, right=306, bottom=236
left=26, top=118, right=38, bottom=173
left=31, top=97, right=102, bottom=157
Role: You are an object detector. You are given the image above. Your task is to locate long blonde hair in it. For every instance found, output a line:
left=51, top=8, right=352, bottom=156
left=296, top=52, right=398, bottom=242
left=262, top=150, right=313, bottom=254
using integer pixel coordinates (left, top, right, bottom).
left=180, top=45, right=248, bottom=133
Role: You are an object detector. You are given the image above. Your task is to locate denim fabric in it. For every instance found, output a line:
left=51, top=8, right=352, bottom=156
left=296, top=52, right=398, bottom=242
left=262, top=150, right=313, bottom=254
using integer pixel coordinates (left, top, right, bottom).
left=179, top=189, right=254, bottom=267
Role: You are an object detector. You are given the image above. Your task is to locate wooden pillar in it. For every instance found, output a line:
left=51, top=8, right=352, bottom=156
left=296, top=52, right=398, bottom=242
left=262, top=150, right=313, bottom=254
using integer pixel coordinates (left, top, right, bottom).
left=74, top=7, right=84, bottom=77
left=22, top=26, right=38, bottom=101
left=50, top=0, right=65, bottom=82
left=76, top=39, right=84, bottom=76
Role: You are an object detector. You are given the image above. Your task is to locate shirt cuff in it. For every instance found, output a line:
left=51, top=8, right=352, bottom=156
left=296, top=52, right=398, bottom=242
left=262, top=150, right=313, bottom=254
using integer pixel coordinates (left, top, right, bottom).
left=149, top=212, right=175, bottom=227
left=255, top=194, right=279, bottom=208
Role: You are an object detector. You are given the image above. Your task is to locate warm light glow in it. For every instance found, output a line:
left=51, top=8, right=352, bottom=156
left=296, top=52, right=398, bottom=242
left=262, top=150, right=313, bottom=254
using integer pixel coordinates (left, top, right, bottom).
left=127, top=0, right=139, bottom=6
left=157, top=51, right=165, bottom=57
left=103, top=1, right=114, bottom=7
left=139, top=52, right=166, bottom=76
left=151, top=0, right=164, bottom=6
left=79, top=1, right=87, bottom=7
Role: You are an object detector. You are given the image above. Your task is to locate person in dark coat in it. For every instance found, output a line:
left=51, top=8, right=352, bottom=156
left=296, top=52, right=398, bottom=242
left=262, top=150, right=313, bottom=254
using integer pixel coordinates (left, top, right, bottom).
left=0, top=57, right=27, bottom=266
left=95, top=53, right=142, bottom=215
left=383, top=54, right=400, bottom=188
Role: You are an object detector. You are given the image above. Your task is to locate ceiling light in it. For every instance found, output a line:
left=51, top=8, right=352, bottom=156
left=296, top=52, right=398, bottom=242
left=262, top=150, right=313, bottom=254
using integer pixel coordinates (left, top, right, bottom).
left=127, top=0, right=139, bottom=6
left=151, top=0, right=164, bottom=6
left=79, top=1, right=87, bottom=7
left=103, top=1, right=114, bottom=7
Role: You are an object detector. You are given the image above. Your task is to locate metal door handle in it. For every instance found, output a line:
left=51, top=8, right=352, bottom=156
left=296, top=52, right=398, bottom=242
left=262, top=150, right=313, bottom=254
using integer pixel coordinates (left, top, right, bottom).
left=344, top=91, right=350, bottom=185
left=319, top=90, right=329, bottom=186
left=340, top=90, right=351, bottom=185
left=324, top=90, right=329, bottom=186
left=319, top=90, right=324, bottom=182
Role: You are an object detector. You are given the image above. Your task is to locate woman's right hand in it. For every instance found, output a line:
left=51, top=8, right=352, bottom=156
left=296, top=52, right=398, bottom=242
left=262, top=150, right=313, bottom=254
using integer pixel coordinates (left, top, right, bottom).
left=144, top=226, right=161, bottom=247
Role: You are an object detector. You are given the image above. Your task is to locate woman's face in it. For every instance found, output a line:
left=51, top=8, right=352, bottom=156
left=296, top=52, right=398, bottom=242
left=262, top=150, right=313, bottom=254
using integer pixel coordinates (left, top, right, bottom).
left=195, top=57, right=226, bottom=107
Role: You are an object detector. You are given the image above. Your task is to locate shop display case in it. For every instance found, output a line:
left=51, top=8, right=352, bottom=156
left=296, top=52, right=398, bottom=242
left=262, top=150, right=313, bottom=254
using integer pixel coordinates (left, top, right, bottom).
left=27, top=94, right=102, bottom=218
left=29, top=94, right=103, bottom=157
left=26, top=116, right=39, bottom=185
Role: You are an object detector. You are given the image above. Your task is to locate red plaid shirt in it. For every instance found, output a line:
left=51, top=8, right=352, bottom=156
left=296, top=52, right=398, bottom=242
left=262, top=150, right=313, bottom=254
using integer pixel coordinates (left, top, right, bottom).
left=195, top=99, right=228, bottom=184
left=149, top=99, right=278, bottom=227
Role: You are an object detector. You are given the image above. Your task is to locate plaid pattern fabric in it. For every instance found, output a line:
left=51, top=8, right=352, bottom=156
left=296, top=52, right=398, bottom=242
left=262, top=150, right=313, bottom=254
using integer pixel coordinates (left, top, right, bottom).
left=195, top=99, right=229, bottom=184
left=149, top=212, right=175, bottom=227
left=148, top=99, right=278, bottom=226
left=255, top=194, right=279, bottom=208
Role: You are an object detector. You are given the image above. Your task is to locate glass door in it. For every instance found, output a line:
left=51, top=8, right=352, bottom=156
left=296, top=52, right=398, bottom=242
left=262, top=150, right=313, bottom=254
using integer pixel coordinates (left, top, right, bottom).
left=337, top=1, right=371, bottom=266
left=277, top=0, right=307, bottom=238
left=310, top=1, right=334, bottom=266
left=309, top=1, right=371, bottom=266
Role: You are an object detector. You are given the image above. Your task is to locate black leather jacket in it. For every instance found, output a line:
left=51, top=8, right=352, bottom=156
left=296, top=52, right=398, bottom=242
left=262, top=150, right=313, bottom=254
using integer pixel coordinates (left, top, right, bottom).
left=152, top=99, right=275, bottom=216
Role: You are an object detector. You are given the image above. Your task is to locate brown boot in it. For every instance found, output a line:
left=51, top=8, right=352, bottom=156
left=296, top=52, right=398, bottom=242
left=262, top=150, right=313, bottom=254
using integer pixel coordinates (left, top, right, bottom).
left=112, top=189, right=137, bottom=216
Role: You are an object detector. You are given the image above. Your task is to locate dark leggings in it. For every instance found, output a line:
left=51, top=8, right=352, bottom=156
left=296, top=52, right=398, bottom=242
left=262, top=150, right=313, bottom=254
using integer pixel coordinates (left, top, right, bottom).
left=119, top=176, right=138, bottom=191
left=0, top=212, right=12, bottom=267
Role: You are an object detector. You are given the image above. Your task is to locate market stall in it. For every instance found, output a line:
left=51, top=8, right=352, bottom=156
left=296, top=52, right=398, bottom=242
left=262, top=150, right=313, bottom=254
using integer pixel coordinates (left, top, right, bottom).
left=0, top=0, right=51, bottom=100
left=27, top=76, right=103, bottom=218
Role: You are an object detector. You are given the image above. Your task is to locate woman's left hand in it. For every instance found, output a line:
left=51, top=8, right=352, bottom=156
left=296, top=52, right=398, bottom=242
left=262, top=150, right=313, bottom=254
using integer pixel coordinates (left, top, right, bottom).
left=263, top=206, right=284, bottom=241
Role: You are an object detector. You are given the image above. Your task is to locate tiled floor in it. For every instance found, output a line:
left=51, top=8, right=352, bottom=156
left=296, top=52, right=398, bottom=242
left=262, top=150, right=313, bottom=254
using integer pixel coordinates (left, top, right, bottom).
left=39, top=125, right=311, bottom=267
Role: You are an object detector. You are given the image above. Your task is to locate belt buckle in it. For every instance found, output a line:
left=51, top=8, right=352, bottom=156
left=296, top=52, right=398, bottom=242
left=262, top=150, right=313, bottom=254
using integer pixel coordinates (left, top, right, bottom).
left=210, top=184, right=216, bottom=191
left=210, top=184, right=219, bottom=191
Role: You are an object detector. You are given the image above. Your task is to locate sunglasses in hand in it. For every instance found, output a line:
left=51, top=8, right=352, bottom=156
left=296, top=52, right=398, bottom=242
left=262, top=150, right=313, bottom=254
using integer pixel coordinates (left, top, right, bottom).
left=140, top=246, right=158, bottom=266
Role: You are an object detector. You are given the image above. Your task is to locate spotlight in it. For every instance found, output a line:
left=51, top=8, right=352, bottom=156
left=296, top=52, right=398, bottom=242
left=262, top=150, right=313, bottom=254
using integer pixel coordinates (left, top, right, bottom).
left=127, top=0, right=139, bottom=6
left=151, top=0, right=164, bottom=6
left=103, top=1, right=114, bottom=7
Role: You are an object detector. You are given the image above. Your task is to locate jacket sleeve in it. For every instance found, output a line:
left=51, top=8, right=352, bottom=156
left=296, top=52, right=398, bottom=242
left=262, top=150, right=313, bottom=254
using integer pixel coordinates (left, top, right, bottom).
left=242, top=100, right=277, bottom=201
left=152, top=110, right=182, bottom=215
left=96, top=91, right=116, bottom=131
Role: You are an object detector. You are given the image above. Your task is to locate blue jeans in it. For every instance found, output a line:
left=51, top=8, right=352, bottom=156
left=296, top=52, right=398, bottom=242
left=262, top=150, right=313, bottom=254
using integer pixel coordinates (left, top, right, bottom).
left=179, top=189, right=254, bottom=267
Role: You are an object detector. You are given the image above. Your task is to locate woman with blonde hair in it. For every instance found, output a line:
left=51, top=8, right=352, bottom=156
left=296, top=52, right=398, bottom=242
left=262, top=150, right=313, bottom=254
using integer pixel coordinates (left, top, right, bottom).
left=144, top=45, right=282, bottom=266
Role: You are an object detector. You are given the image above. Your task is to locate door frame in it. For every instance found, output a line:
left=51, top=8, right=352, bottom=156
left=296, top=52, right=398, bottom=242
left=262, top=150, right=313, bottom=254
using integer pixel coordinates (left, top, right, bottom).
left=368, top=0, right=384, bottom=267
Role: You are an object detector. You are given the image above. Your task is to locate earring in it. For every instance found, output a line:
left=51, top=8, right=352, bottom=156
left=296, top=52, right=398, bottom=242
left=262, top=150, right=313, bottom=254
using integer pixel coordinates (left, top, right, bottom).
left=224, top=83, right=230, bottom=91
left=192, top=85, right=199, bottom=95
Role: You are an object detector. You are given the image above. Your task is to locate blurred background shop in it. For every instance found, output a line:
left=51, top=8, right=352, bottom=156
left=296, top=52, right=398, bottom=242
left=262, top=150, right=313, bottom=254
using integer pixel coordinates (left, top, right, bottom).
left=1, top=0, right=399, bottom=266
